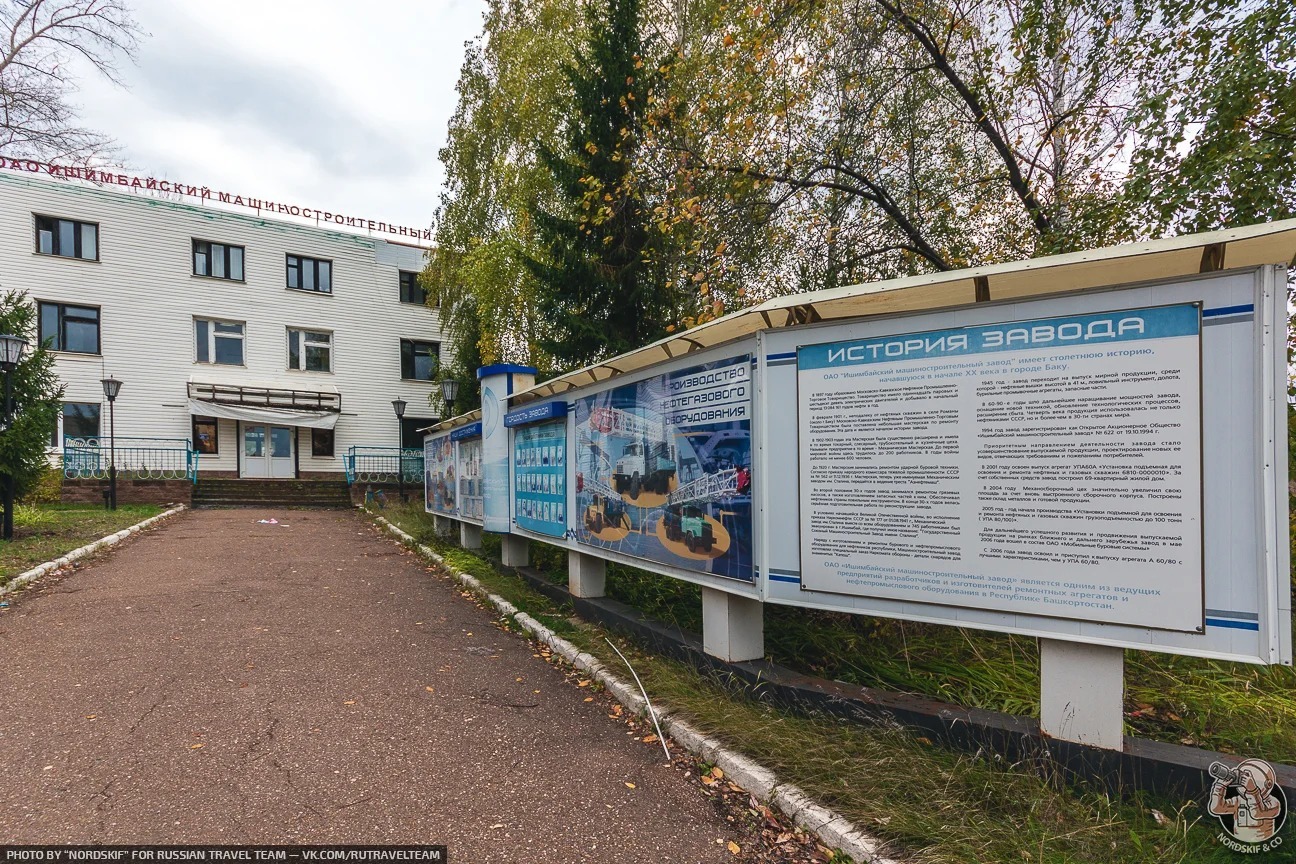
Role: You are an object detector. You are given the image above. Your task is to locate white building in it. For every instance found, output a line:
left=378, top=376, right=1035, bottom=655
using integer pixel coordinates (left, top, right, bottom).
left=0, top=170, right=445, bottom=484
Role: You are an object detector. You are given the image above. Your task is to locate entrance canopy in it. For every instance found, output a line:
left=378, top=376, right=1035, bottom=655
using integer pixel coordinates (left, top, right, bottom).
left=187, top=379, right=341, bottom=430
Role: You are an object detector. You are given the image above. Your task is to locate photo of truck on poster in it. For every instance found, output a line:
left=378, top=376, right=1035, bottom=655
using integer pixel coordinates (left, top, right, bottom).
left=574, top=355, right=754, bottom=582
left=425, top=433, right=456, bottom=515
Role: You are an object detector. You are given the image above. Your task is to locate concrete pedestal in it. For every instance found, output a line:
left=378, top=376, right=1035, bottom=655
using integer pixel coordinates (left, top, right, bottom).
left=501, top=534, right=529, bottom=568
left=568, top=551, right=607, bottom=598
left=460, top=522, right=482, bottom=550
left=1039, top=638, right=1125, bottom=750
left=701, top=587, right=764, bottom=663
left=433, top=515, right=453, bottom=538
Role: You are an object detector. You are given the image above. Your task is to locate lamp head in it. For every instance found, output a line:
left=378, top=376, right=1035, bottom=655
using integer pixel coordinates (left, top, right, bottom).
left=101, top=375, right=123, bottom=402
left=391, top=398, right=407, bottom=419
left=0, top=333, right=28, bottom=371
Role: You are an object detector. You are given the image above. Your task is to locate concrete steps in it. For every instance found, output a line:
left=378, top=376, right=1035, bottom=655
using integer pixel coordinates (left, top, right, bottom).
left=192, top=478, right=354, bottom=509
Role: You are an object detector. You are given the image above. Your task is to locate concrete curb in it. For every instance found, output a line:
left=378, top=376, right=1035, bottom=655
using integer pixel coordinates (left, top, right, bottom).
left=372, top=514, right=899, bottom=864
left=0, top=504, right=188, bottom=598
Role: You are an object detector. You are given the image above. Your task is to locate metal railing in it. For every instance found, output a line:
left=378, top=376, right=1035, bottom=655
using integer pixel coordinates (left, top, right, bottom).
left=63, top=437, right=200, bottom=483
left=344, top=446, right=424, bottom=485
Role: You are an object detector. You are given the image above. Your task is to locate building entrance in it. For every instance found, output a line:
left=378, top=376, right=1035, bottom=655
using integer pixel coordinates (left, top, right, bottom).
left=242, top=424, right=295, bottom=478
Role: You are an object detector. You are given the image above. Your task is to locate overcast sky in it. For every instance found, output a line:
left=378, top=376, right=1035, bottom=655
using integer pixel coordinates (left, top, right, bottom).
left=71, top=0, right=486, bottom=237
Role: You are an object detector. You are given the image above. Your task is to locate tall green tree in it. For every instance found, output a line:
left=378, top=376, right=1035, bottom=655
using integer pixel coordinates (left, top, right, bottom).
left=526, top=0, right=678, bottom=369
left=0, top=292, right=63, bottom=522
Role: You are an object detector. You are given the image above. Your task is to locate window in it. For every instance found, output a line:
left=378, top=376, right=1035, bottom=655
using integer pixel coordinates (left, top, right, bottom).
left=311, top=428, right=334, bottom=457
left=399, top=271, right=428, bottom=305
left=286, top=255, right=332, bottom=294
left=38, top=302, right=100, bottom=354
left=400, top=339, right=440, bottom=381
left=400, top=418, right=432, bottom=449
left=55, top=402, right=101, bottom=444
left=194, top=318, right=245, bottom=365
left=193, top=240, right=245, bottom=281
left=288, top=328, right=332, bottom=372
left=35, top=215, right=98, bottom=260
left=192, top=416, right=219, bottom=454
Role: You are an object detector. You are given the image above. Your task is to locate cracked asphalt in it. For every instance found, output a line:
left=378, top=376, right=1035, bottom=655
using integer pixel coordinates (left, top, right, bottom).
left=0, top=508, right=756, bottom=862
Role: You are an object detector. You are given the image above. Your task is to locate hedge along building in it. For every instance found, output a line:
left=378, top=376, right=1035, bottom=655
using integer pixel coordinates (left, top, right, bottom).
left=0, top=168, right=446, bottom=500
left=425, top=219, right=1296, bottom=757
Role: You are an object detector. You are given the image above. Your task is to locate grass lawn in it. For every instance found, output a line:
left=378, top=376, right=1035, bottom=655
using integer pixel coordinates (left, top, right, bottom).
left=375, top=501, right=1257, bottom=863
left=0, top=503, right=166, bottom=587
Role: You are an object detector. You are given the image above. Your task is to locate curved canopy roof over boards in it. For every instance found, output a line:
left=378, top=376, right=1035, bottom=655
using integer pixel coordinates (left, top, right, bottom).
left=427, top=217, right=1296, bottom=432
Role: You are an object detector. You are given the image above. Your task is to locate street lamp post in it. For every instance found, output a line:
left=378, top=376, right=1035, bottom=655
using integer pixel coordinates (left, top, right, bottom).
left=391, top=398, right=408, bottom=503
left=440, top=379, right=460, bottom=419
left=0, top=334, right=28, bottom=541
left=101, top=376, right=122, bottom=511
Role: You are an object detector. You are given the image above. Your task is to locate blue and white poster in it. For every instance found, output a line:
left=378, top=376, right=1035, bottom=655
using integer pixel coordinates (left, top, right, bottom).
left=574, top=355, right=754, bottom=582
left=797, top=303, right=1203, bottom=630
left=424, top=433, right=456, bottom=515
left=514, top=420, right=567, bottom=538
left=458, top=438, right=484, bottom=522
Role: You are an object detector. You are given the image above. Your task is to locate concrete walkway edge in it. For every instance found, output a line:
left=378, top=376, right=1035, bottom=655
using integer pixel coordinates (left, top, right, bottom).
left=0, top=504, right=187, bottom=598
left=372, top=514, right=898, bottom=864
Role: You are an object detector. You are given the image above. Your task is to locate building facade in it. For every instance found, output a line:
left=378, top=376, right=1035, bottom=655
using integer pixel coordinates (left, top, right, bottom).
left=0, top=171, right=445, bottom=481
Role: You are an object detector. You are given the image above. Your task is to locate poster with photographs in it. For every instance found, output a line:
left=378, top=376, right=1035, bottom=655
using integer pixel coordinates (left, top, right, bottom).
left=513, top=420, right=567, bottom=538
left=425, top=432, right=456, bottom=515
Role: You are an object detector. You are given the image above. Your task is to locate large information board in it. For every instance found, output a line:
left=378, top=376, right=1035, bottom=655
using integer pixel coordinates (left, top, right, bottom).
left=797, top=304, right=1203, bottom=630
left=457, top=439, right=484, bottom=523
left=574, top=355, right=754, bottom=582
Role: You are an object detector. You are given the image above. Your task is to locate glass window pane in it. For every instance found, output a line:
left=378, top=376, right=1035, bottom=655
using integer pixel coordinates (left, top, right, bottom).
left=39, top=304, right=60, bottom=349
left=58, top=220, right=75, bottom=256
left=64, top=319, right=98, bottom=354
left=214, top=336, right=242, bottom=365
left=414, top=352, right=434, bottom=380
left=193, top=418, right=218, bottom=454
left=194, top=246, right=208, bottom=276
left=305, top=345, right=329, bottom=372
left=63, top=403, right=100, bottom=440
left=287, top=258, right=299, bottom=288
left=311, top=428, right=334, bottom=457
left=80, top=223, right=96, bottom=260
left=307, top=331, right=330, bottom=343
left=230, top=246, right=243, bottom=281
left=244, top=427, right=265, bottom=457
left=213, top=321, right=242, bottom=334
left=195, top=319, right=209, bottom=362
left=288, top=331, right=300, bottom=369
left=270, top=427, right=292, bottom=458
left=318, top=261, right=331, bottom=292
left=303, top=261, right=315, bottom=291
left=38, top=228, right=53, bottom=255
left=212, top=244, right=226, bottom=279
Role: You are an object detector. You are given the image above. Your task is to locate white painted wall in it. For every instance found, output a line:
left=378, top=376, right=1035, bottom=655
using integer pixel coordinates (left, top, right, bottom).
left=0, top=172, right=445, bottom=475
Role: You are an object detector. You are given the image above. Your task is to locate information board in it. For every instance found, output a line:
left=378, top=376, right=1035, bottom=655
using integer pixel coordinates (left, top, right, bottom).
left=424, top=433, right=456, bottom=515
left=458, top=438, right=484, bottom=523
left=796, top=303, right=1204, bottom=631
left=514, top=420, right=567, bottom=538
left=574, top=355, right=754, bottom=582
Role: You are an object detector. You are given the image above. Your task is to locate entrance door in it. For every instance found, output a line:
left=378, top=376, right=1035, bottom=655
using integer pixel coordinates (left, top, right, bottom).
left=242, top=424, right=295, bottom=478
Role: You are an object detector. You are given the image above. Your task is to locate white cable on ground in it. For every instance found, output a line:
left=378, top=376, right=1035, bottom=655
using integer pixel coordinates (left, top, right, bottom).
left=605, top=635, right=671, bottom=763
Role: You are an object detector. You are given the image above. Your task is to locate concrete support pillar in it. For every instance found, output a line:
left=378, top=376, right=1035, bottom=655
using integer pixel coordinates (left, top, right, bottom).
left=460, top=521, right=482, bottom=550
left=501, top=534, right=529, bottom=568
left=1039, top=638, right=1125, bottom=750
left=701, top=586, right=764, bottom=663
left=568, top=551, right=607, bottom=598
left=433, top=515, right=453, bottom=538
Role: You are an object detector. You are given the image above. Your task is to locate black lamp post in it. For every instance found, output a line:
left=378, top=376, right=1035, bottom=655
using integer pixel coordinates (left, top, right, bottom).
left=101, top=375, right=122, bottom=510
left=391, top=398, right=408, bottom=503
left=0, top=333, right=28, bottom=541
left=440, top=379, right=460, bottom=419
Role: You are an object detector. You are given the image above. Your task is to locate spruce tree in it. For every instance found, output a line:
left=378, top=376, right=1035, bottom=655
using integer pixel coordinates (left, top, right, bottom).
left=527, top=0, right=670, bottom=370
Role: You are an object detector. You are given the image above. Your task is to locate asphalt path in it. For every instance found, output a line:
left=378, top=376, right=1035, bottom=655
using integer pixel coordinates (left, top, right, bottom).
left=0, top=508, right=756, bottom=862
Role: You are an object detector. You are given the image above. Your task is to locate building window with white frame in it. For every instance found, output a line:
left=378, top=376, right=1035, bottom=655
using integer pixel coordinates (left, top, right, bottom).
left=193, top=240, right=245, bottom=281
left=38, top=302, right=100, bottom=354
left=287, top=328, right=332, bottom=372
left=35, top=215, right=98, bottom=260
left=192, top=416, right=219, bottom=454
left=399, top=338, right=439, bottom=381
left=286, top=255, right=332, bottom=294
left=194, top=318, right=245, bottom=365
left=51, top=402, right=101, bottom=446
